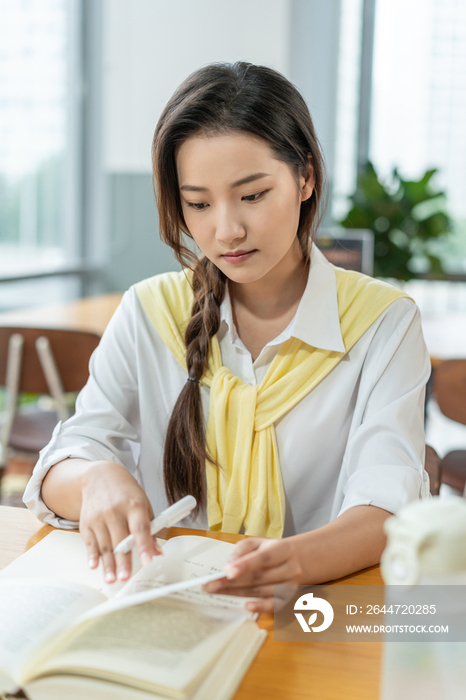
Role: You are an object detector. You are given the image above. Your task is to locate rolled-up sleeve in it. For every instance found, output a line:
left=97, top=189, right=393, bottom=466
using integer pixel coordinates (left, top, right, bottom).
left=23, top=290, right=142, bottom=528
left=337, top=300, right=431, bottom=518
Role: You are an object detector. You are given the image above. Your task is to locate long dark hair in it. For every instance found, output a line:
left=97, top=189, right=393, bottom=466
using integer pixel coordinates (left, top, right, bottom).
left=152, top=62, right=326, bottom=513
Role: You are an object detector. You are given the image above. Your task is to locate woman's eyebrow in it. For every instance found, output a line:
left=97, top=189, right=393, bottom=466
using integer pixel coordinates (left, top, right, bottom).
left=179, top=172, right=271, bottom=192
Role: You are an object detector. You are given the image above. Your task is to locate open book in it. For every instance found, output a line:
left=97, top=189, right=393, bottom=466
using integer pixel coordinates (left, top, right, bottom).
left=0, top=531, right=266, bottom=700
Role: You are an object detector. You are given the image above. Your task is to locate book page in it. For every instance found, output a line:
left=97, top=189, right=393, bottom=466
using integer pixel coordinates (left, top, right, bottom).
left=29, top=596, right=246, bottom=695
left=0, top=530, right=146, bottom=598
left=69, top=569, right=228, bottom=623
left=25, top=674, right=164, bottom=700
left=0, top=578, right=105, bottom=685
left=162, top=535, right=236, bottom=571
left=24, top=622, right=267, bottom=700
left=117, top=536, right=252, bottom=612
left=190, top=621, right=267, bottom=700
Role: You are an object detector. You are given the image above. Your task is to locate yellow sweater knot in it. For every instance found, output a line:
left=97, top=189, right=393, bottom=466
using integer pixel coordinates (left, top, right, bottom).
left=136, top=266, right=410, bottom=538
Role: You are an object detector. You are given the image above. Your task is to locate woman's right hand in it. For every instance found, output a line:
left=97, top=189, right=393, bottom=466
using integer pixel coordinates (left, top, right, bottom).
left=78, top=460, right=162, bottom=584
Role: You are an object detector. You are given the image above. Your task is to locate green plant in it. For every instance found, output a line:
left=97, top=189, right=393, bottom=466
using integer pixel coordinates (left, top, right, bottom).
left=339, top=162, right=452, bottom=280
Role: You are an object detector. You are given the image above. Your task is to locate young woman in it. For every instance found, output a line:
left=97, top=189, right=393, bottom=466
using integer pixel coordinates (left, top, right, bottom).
left=24, top=62, right=430, bottom=612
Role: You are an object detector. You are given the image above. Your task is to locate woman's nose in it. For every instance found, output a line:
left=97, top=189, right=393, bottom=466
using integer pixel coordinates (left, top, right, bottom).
left=215, top=209, right=246, bottom=246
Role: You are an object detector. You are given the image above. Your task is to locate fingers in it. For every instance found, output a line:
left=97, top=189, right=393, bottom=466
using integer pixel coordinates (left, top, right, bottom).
left=82, top=527, right=100, bottom=570
left=80, top=500, right=161, bottom=584
left=89, top=521, right=133, bottom=583
left=205, top=581, right=275, bottom=599
left=214, top=559, right=298, bottom=590
left=203, top=570, right=276, bottom=614
left=127, top=502, right=162, bottom=565
left=225, top=540, right=296, bottom=583
left=110, top=519, right=135, bottom=582
left=87, top=522, right=119, bottom=583
left=247, top=597, right=275, bottom=614
left=226, top=537, right=262, bottom=562
left=203, top=539, right=302, bottom=610
left=202, top=578, right=276, bottom=614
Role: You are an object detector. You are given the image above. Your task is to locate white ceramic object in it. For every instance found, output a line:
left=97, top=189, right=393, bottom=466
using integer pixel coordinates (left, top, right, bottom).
left=380, top=497, right=466, bottom=700
left=381, top=496, right=466, bottom=586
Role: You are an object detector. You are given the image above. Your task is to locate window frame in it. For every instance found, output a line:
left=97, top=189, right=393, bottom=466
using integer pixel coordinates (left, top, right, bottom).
left=0, top=0, right=104, bottom=298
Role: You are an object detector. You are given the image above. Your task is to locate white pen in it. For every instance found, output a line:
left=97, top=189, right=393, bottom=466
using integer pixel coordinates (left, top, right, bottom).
left=113, top=495, right=197, bottom=555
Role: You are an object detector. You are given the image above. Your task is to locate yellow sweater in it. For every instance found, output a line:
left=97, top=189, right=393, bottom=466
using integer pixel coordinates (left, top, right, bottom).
left=136, top=267, right=409, bottom=538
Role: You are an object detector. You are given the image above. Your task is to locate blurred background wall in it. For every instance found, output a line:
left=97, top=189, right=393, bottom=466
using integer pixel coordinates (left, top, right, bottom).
left=0, top=0, right=465, bottom=310
left=102, top=0, right=343, bottom=291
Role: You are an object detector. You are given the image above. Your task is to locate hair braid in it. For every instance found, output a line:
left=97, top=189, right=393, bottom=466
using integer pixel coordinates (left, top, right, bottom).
left=163, top=257, right=226, bottom=511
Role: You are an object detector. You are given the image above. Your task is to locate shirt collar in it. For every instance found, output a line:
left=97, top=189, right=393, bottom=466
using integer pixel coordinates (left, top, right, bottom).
left=220, top=283, right=239, bottom=344
left=219, top=243, right=346, bottom=353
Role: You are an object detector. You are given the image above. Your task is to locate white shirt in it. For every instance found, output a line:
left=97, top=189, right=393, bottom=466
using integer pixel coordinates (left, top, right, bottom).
left=24, top=245, right=431, bottom=535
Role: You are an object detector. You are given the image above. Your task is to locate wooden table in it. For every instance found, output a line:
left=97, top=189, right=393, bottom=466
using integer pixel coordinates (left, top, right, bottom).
left=0, top=505, right=383, bottom=700
left=0, top=293, right=122, bottom=336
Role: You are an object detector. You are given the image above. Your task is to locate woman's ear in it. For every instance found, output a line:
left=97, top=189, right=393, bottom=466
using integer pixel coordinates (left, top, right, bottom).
left=300, top=155, right=315, bottom=202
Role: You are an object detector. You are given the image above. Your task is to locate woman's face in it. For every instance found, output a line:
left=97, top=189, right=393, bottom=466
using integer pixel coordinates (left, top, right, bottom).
left=176, top=132, right=314, bottom=286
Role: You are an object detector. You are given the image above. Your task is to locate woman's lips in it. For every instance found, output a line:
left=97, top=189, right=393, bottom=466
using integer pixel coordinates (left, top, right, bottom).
left=222, top=250, right=257, bottom=264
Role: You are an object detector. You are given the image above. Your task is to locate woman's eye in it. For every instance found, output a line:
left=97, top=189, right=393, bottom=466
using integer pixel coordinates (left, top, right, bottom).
left=186, top=202, right=208, bottom=211
left=242, top=190, right=267, bottom=202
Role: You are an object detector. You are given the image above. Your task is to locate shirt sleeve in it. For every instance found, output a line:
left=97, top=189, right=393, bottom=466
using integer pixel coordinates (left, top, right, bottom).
left=23, top=288, right=142, bottom=529
left=336, top=298, right=431, bottom=518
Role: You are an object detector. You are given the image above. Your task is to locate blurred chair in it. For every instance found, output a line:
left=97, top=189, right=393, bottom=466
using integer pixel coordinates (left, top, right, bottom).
left=432, top=360, right=466, bottom=494
left=425, top=445, right=442, bottom=496
left=0, top=327, right=100, bottom=471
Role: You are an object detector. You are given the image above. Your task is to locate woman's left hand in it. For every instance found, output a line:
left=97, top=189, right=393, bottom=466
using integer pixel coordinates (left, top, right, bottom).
left=203, top=537, right=303, bottom=613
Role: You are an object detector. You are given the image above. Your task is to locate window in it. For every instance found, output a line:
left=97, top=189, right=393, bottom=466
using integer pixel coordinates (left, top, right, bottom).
left=0, top=0, right=82, bottom=307
left=370, top=0, right=466, bottom=272
left=333, top=0, right=364, bottom=221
